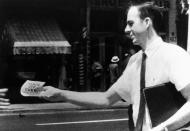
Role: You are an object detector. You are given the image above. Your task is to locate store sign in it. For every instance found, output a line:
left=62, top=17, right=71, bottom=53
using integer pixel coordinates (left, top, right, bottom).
left=90, top=0, right=121, bottom=8
left=90, top=0, right=169, bottom=9
left=154, top=0, right=170, bottom=9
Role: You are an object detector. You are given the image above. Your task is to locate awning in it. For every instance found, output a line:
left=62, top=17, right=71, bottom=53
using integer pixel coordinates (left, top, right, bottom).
left=13, top=40, right=71, bottom=55
left=6, top=18, right=71, bottom=55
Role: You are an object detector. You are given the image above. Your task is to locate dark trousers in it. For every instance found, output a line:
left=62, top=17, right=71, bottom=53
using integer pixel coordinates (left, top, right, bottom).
left=128, top=104, right=135, bottom=131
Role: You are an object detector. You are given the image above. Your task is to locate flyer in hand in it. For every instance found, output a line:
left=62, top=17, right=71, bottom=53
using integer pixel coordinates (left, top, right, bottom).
left=20, top=80, right=45, bottom=97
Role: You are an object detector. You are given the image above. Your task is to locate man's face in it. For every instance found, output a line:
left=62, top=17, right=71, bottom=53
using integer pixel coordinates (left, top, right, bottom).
left=125, top=7, right=148, bottom=45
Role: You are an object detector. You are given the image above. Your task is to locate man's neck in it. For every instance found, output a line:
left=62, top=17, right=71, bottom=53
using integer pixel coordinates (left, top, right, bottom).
left=141, top=29, right=159, bottom=51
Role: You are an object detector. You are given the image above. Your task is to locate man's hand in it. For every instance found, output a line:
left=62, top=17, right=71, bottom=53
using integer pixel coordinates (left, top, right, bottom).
left=0, top=88, right=10, bottom=106
left=150, top=123, right=167, bottom=131
left=39, top=86, right=64, bottom=102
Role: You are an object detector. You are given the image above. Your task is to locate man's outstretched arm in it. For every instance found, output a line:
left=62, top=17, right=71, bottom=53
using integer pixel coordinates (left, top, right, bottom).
left=39, top=86, right=122, bottom=108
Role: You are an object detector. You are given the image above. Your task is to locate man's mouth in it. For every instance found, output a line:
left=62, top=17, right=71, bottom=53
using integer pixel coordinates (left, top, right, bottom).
left=131, top=36, right=135, bottom=40
left=126, top=33, right=138, bottom=44
left=132, top=39, right=137, bottom=43
left=131, top=36, right=137, bottom=43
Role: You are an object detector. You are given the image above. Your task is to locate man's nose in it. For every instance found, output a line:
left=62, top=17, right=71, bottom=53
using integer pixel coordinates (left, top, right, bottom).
left=124, top=25, right=131, bottom=36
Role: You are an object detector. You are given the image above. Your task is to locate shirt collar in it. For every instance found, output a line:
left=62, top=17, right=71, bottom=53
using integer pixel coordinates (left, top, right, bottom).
left=143, top=36, right=163, bottom=58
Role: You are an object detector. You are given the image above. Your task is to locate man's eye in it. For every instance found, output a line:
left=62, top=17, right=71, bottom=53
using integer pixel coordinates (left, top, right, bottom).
left=127, top=21, right=134, bottom=27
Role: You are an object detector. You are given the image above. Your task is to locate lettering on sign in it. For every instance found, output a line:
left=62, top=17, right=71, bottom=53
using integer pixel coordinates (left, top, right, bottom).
left=90, top=0, right=169, bottom=9
left=154, top=0, right=170, bottom=9
left=91, top=0, right=118, bottom=8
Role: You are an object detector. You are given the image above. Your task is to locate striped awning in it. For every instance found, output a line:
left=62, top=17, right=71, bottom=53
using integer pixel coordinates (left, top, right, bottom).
left=13, top=41, right=71, bottom=55
left=6, top=18, right=71, bottom=55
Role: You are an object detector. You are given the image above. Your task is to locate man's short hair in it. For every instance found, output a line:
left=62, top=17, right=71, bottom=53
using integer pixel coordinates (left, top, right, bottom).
left=127, top=1, right=164, bottom=32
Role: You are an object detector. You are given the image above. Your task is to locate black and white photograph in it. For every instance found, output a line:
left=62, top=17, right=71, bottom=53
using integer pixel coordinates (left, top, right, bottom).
left=0, top=0, right=190, bottom=131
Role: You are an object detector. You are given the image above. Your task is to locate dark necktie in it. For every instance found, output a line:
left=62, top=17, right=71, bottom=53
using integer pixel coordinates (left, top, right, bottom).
left=135, top=52, right=147, bottom=131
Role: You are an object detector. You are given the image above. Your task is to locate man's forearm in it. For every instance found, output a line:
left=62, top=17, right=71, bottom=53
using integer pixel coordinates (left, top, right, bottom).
left=61, top=90, right=111, bottom=108
left=161, top=100, right=190, bottom=130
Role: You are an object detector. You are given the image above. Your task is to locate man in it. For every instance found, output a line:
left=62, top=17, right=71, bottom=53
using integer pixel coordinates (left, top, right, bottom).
left=39, top=2, right=190, bottom=131
left=121, top=47, right=137, bottom=72
left=109, top=56, right=120, bottom=85
left=91, top=61, right=103, bottom=91
left=0, top=88, right=9, bottom=106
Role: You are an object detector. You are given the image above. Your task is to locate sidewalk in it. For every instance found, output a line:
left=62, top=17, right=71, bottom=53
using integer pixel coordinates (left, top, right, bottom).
left=0, top=101, right=129, bottom=114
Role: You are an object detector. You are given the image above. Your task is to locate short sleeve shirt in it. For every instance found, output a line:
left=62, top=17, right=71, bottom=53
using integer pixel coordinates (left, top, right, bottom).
left=108, top=37, right=190, bottom=130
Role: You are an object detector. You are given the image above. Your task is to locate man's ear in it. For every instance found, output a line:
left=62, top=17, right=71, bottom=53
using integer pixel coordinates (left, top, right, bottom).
left=144, top=17, right=152, bottom=28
